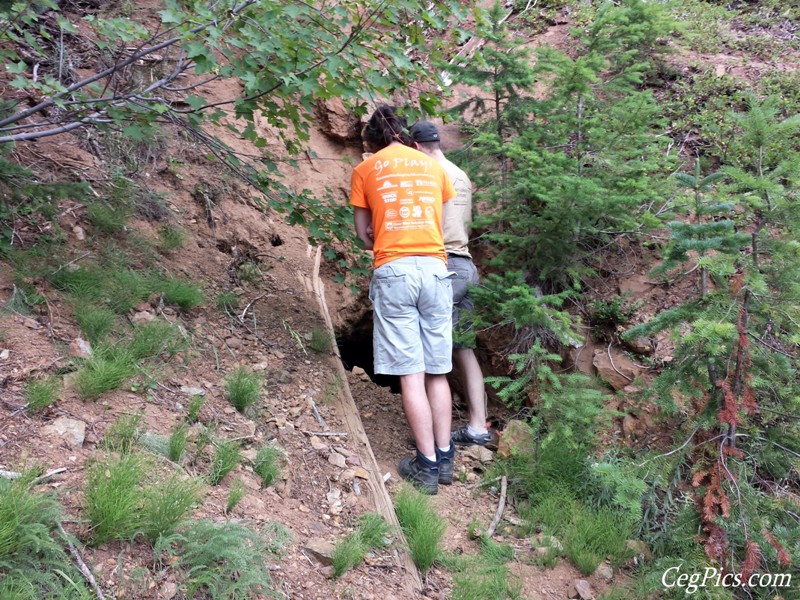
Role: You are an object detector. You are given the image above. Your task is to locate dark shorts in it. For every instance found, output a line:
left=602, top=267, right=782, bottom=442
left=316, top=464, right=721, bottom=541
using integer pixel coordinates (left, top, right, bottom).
left=448, top=254, right=479, bottom=349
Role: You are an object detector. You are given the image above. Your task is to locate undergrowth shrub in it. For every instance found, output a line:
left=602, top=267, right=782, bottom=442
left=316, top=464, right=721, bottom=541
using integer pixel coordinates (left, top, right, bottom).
left=126, top=319, right=185, bottom=361
left=156, top=277, right=203, bottom=310
left=394, top=485, right=446, bottom=572
left=157, top=225, right=186, bottom=254
left=0, top=473, right=91, bottom=599
left=74, top=350, right=136, bottom=400
left=155, top=520, right=280, bottom=598
left=442, top=535, right=522, bottom=600
left=168, top=423, right=189, bottom=463
left=226, top=478, right=246, bottom=515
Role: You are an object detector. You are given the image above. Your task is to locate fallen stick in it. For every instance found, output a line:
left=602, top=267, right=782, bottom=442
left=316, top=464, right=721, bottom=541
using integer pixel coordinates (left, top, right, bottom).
left=301, top=430, right=348, bottom=437
left=486, top=476, right=508, bottom=538
left=58, top=523, right=107, bottom=600
left=308, top=399, right=329, bottom=431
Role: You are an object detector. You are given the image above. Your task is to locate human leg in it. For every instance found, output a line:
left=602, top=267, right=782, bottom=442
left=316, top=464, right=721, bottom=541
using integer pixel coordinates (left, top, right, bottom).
left=400, top=371, right=435, bottom=458
left=453, top=347, right=486, bottom=430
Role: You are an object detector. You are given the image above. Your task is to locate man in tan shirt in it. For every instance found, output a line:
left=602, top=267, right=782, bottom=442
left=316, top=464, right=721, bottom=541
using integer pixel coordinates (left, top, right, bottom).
left=410, top=121, right=492, bottom=448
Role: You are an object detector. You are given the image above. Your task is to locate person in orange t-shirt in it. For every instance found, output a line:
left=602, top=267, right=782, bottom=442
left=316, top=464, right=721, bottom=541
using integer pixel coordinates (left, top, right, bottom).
left=350, top=105, right=456, bottom=494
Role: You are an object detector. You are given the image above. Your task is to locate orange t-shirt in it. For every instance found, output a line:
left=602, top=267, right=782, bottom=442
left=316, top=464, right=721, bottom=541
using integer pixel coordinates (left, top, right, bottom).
left=350, top=144, right=455, bottom=268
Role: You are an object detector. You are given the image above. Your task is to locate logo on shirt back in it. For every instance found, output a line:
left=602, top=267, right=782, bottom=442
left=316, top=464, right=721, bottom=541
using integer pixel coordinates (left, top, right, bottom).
left=379, top=180, right=397, bottom=189
left=399, top=181, right=413, bottom=188
left=381, top=192, right=397, bottom=202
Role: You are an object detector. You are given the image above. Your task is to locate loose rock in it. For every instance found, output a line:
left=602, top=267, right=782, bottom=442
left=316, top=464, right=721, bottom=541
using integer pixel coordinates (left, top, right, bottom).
left=42, top=417, right=86, bottom=448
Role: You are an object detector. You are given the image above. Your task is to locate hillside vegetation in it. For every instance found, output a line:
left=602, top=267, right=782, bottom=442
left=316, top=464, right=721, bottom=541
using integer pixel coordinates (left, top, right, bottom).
left=1, top=0, right=799, bottom=598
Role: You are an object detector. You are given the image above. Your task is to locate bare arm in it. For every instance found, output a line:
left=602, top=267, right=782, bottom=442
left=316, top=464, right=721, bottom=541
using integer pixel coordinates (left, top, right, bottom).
left=353, top=206, right=374, bottom=250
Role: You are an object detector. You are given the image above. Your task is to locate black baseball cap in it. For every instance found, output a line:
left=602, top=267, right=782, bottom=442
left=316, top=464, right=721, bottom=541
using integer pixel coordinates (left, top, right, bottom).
left=410, top=121, right=440, bottom=143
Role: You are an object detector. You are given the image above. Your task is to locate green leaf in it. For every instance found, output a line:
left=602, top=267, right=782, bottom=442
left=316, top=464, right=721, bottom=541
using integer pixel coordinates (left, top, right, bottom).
left=6, top=61, right=27, bottom=74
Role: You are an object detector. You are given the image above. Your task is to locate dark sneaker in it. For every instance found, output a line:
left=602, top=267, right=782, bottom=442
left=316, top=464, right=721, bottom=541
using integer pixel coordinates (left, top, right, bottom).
left=398, top=452, right=439, bottom=495
left=451, top=425, right=492, bottom=447
left=437, top=446, right=454, bottom=486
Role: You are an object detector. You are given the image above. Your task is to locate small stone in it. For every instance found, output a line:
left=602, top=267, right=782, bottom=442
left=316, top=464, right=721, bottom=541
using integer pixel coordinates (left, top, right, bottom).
left=310, top=436, right=328, bottom=451
left=327, top=452, right=347, bottom=468
left=223, top=407, right=236, bottom=415
left=277, top=370, right=292, bottom=384
left=159, top=581, right=178, bottom=599
left=23, top=318, right=41, bottom=329
left=462, top=445, right=494, bottom=463
left=351, top=366, right=371, bottom=382
left=272, top=351, right=285, bottom=359
left=594, top=562, right=613, bottom=582
left=289, top=406, right=304, bottom=418
left=353, top=467, right=369, bottom=480
left=568, top=579, right=594, bottom=600
left=131, top=311, right=155, bottom=324
left=345, top=454, right=362, bottom=467
left=68, top=338, right=92, bottom=359
left=0, top=349, right=9, bottom=360
left=41, top=417, right=85, bottom=448
left=252, top=362, right=269, bottom=371
left=225, top=337, right=243, bottom=349
left=72, top=225, right=86, bottom=241
left=319, top=566, right=335, bottom=579
left=341, top=468, right=356, bottom=482
left=180, top=386, right=206, bottom=397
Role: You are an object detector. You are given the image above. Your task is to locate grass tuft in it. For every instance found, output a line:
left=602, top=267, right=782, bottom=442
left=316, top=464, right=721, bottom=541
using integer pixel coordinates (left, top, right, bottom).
left=155, top=519, right=279, bottom=598
left=23, top=376, right=60, bottom=413
left=187, top=394, right=205, bottom=423
left=394, top=484, right=446, bottom=572
left=216, top=291, right=239, bottom=312
left=168, top=423, right=189, bottom=463
left=74, top=350, right=136, bottom=400
left=141, top=472, right=203, bottom=544
left=157, top=277, right=203, bottom=310
left=126, top=319, right=185, bottom=361
left=85, top=453, right=144, bottom=545
left=226, top=478, right=246, bottom=515
left=225, top=367, right=261, bottom=413
left=331, top=513, right=392, bottom=578
left=74, top=304, right=117, bottom=345
left=253, top=444, right=282, bottom=488
left=102, top=412, right=143, bottom=454
left=157, top=225, right=186, bottom=254
left=308, top=326, right=333, bottom=354
left=563, top=507, right=633, bottom=575
left=208, top=440, right=241, bottom=485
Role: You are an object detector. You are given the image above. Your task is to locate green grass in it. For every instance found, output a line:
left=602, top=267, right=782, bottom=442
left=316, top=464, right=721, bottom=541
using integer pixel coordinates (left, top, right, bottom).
left=0, top=473, right=91, bottom=598
left=168, top=423, right=189, bottom=463
left=74, top=304, right=117, bottom=344
left=102, top=412, right=143, bottom=454
left=226, top=478, right=246, bottom=514
left=394, top=484, right=446, bottom=572
left=262, top=520, right=293, bottom=556
left=253, top=444, right=282, bottom=488
left=23, top=376, right=60, bottom=413
left=106, top=269, right=152, bottom=314
left=86, top=201, right=130, bottom=234
left=50, top=267, right=105, bottom=302
left=331, top=513, right=392, bottom=578
left=439, top=535, right=521, bottom=600
left=157, top=225, right=186, bottom=253
left=225, top=367, right=261, bottom=413
left=187, top=394, right=205, bottom=423
left=141, top=472, right=203, bottom=544
left=126, top=319, right=185, bottom=361
left=154, top=519, right=279, bottom=598
left=216, top=291, right=239, bottom=312
left=308, top=326, right=333, bottom=354
left=563, top=507, right=634, bottom=575
left=85, top=453, right=144, bottom=545
left=157, top=277, right=203, bottom=310
left=74, top=351, right=136, bottom=400
left=208, top=440, right=241, bottom=485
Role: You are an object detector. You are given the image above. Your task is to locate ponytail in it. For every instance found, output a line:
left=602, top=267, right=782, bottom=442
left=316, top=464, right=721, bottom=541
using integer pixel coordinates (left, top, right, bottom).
left=363, top=105, right=412, bottom=150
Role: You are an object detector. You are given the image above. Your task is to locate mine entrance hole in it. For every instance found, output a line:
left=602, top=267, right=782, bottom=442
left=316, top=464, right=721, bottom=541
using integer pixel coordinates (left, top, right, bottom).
left=335, top=312, right=401, bottom=393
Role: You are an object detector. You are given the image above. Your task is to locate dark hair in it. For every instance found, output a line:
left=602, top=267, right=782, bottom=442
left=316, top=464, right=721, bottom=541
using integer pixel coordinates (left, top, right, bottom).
left=363, top=105, right=412, bottom=150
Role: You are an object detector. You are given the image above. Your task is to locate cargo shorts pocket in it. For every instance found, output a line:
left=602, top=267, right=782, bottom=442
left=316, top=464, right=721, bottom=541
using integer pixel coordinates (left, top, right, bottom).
left=370, top=272, right=409, bottom=313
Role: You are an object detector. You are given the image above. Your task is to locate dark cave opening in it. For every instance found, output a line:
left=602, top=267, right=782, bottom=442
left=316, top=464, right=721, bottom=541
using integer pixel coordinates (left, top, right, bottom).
left=335, top=313, right=401, bottom=393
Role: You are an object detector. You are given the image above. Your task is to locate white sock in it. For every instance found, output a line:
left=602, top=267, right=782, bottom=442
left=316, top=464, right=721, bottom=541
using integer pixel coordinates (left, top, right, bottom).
left=425, top=453, right=437, bottom=463
left=467, top=424, right=488, bottom=436
left=438, top=444, right=451, bottom=454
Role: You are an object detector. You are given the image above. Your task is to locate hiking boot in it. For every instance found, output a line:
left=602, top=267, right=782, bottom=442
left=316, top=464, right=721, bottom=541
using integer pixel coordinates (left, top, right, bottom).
left=451, top=425, right=492, bottom=447
left=436, top=445, right=454, bottom=486
left=398, top=451, right=439, bottom=495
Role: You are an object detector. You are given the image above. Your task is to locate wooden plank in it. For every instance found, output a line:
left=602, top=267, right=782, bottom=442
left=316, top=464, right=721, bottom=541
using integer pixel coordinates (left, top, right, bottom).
left=300, top=247, right=423, bottom=596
